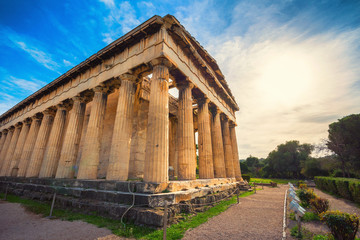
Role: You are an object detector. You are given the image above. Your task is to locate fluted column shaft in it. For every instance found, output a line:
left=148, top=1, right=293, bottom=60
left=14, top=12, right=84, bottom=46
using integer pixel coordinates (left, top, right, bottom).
left=177, top=81, right=196, bottom=180
left=26, top=110, right=55, bottom=177
left=211, top=109, right=226, bottom=178
left=1, top=124, right=22, bottom=176
left=8, top=120, right=31, bottom=176
left=107, top=75, right=136, bottom=180
left=198, top=98, right=214, bottom=179
left=17, top=116, right=42, bottom=177
left=169, top=116, right=178, bottom=178
left=0, top=130, right=9, bottom=167
left=0, top=130, right=8, bottom=154
left=230, top=124, right=243, bottom=181
left=39, top=104, right=69, bottom=178
left=0, top=129, right=13, bottom=172
left=144, top=60, right=170, bottom=183
left=56, top=97, right=86, bottom=179
left=77, top=86, right=108, bottom=179
left=222, top=117, right=235, bottom=178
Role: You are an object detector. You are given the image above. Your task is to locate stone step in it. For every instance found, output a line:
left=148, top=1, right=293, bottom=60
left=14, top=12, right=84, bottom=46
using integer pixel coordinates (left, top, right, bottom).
left=0, top=180, right=175, bottom=207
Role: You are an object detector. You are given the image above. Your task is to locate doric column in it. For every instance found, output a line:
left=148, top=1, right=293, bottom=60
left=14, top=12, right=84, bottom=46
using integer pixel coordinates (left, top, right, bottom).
left=0, top=130, right=9, bottom=163
left=222, top=116, right=235, bottom=178
left=144, top=58, right=170, bottom=183
left=197, top=97, right=214, bottom=179
left=0, top=130, right=8, bottom=154
left=0, top=128, right=14, bottom=173
left=169, top=116, right=178, bottom=179
left=230, top=122, right=243, bottom=181
left=39, top=103, right=70, bottom=178
left=211, top=108, right=226, bottom=178
left=26, top=108, right=55, bottom=178
left=17, top=115, right=42, bottom=177
left=7, top=119, right=31, bottom=176
left=56, top=96, right=86, bottom=179
left=107, top=73, right=136, bottom=180
left=1, top=123, right=22, bottom=176
left=77, top=86, right=108, bottom=179
left=177, top=80, right=196, bottom=180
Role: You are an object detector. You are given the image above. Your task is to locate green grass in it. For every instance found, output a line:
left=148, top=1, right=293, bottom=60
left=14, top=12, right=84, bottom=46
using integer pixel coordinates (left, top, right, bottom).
left=0, top=190, right=255, bottom=240
left=250, top=178, right=298, bottom=184
left=301, top=212, right=320, bottom=222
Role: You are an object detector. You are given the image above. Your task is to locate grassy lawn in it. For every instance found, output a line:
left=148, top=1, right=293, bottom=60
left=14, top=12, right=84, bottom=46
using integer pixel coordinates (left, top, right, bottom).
left=0, top=190, right=255, bottom=240
left=250, top=178, right=298, bottom=184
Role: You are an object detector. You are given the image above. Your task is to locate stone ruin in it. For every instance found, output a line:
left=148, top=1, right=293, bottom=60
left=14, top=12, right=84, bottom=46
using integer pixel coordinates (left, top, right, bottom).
left=0, top=15, right=246, bottom=227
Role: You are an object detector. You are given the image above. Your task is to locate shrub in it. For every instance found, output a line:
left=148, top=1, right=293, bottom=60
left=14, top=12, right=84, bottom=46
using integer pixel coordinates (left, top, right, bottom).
left=349, top=181, right=360, bottom=203
left=301, top=211, right=320, bottom=222
left=320, top=210, right=359, bottom=240
left=297, top=189, right=316, bottom=208
left=242, top=174, right=251, bottom=182
left=314, top=177, right=360, bottom=204
left=299, top=183, right=308, bottom=190
left=310, top=197, right=329, bottom=215
left=336, top=179, right=352, bottom=200
left=297, top=180, right=305, bottom=187
left=313, top=234, right=334, bottom=240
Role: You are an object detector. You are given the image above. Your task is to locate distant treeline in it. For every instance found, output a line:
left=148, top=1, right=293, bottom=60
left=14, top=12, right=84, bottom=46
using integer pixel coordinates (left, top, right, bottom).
left=240, top=113, right=360, bottom=179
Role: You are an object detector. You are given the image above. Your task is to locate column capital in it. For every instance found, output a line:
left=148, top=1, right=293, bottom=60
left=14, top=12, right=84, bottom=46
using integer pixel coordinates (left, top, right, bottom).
left=1, top=129, right=8, bottom=134
left=119, top=73, right=137, bottom=82
left=93, top=84, right=110, bottom=93
left=214, top=106, right=222, bottom=114
left=56, top=101, right=72, bottom=111
left=43, top=108, right=56, bottom=117
left=8, top=126, right=15, bottom=132
left=31, top=113, right=43, bottom=121
left=197, top=96, right=210, bottom=106
left=229, top=121, right=237, bottom=128
left=23, top=118, right=32, bottom=125
left=15, top=122, right=23, bottom=128
left=177, top=78, right=194, bottom=91
left=150, top=57, right=172, bottom=68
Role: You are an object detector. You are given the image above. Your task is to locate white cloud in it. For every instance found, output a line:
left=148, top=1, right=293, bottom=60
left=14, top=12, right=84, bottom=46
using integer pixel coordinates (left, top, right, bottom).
left=9, top=76, right=46, bottom=93
left=63, top=59, right=73, bottom=67
left=98, top=0, right=140, bottom=43
left=15, top=41, right=59, bottom=71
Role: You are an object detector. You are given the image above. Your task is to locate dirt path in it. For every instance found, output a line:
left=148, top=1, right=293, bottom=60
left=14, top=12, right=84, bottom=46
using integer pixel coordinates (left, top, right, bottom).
left=0, top=200, right=127, bottom=240
left=182, top=185, right=287, bottom=240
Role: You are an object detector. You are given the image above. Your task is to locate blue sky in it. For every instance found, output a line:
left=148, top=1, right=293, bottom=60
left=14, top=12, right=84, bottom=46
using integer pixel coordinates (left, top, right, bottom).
left=0, top=0, right=359, bottom=158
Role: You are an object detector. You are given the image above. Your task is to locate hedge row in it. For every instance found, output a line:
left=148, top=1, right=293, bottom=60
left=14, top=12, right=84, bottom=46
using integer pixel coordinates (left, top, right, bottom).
left=314, top=176, right=360, bottom=203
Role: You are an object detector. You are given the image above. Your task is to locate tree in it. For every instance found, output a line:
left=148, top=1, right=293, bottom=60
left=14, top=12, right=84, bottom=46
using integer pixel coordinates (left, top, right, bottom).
left=264, top=140, right=313, bottom=179
left=327, top=114, right=360, bottom=177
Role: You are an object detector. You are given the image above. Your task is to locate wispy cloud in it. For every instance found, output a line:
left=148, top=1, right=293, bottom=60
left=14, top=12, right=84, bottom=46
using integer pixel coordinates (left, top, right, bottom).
left=15, top=41, right=59, bottom=71
left=0, top=26, right=60, bottom=72
left=98, top=0, right=140, bottom=44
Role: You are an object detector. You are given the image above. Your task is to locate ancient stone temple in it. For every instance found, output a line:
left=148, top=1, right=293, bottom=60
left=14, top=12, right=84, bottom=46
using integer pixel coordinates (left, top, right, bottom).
left=0, top=15, right=243, bottom=226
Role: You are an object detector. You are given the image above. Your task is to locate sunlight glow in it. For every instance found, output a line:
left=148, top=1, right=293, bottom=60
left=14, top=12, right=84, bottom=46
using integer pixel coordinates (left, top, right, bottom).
left=256, top=49, right=314, bottom=106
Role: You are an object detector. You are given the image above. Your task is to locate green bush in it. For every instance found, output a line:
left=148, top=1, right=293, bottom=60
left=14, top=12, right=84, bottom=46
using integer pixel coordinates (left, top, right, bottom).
left=314, top=177, right=360, bottom=204
left=313, top=234, right=334, bottom=240
left=242, top=174, right=251, bottom=182
left=297, top=189, right=316, bottom=208
left=349, top=181, right=360, bottom=203
left=336, top=179, right=352, bottom=200
left=301, top=211, right=320, bottom=222
left=320, top=210, right=359, bottom=240
left=310, top=197, right=329, bottom=215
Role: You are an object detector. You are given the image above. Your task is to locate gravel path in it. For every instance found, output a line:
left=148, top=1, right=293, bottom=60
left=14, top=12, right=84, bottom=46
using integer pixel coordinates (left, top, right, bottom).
left=0, top=200, right=127, bottom=240
left=182, top=185, right=287, bottom=240
left=314, top=188, right=360, bottom=216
